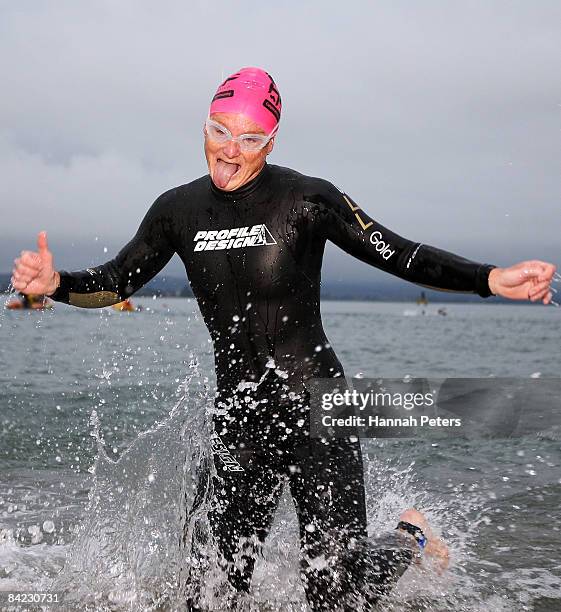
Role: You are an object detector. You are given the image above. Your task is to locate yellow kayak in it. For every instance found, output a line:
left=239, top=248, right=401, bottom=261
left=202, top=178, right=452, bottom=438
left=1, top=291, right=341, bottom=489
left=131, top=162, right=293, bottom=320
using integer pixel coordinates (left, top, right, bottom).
left=6, top=295, right=53, bottom=310
left=111, top=299, right=136, bottom=312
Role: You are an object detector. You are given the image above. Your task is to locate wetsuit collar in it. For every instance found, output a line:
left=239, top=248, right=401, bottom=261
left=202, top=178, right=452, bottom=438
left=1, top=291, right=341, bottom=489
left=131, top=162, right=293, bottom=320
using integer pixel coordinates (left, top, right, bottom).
left=209, top=163, right=271, bottom=202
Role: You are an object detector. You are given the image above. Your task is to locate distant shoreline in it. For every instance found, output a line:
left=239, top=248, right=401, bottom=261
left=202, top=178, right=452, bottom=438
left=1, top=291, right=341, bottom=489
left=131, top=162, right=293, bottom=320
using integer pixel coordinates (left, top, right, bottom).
left=0, top=273, right=522, bottom=304
left=128, top=295, right=521, bottom=305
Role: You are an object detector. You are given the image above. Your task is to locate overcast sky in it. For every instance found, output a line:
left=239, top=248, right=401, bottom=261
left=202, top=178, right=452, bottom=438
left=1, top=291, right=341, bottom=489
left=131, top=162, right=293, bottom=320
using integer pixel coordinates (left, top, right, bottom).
left=1, top=1, right=559, bottom=283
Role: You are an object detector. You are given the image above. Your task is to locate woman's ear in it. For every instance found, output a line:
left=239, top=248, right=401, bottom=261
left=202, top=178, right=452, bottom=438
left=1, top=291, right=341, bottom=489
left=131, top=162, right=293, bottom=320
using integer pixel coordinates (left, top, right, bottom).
left=266, top=137, right=275, bottom=155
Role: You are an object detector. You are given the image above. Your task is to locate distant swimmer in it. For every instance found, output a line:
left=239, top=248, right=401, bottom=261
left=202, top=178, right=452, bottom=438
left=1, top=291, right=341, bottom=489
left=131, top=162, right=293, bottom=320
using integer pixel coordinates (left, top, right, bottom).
left=11, top=67, right=556, bottom=610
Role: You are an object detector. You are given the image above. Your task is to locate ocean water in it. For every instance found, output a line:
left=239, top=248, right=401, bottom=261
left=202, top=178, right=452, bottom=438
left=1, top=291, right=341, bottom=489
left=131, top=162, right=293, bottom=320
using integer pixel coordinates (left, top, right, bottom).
left=1, top=297, right=560, bottom=611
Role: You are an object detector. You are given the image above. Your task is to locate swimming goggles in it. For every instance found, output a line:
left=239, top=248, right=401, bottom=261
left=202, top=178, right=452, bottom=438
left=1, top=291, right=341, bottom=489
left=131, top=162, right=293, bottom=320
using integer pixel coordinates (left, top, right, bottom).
left=205, top=117, right=278, bottom=152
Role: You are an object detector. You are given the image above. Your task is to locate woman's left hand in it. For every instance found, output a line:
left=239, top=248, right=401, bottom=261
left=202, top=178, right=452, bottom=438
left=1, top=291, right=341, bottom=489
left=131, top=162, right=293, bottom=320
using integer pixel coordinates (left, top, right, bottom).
left=488, top=261, right=557, bottom=304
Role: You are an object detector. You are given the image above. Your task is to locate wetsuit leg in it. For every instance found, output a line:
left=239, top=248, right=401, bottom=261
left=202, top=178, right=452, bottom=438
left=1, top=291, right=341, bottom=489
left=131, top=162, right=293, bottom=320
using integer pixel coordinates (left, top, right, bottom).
left=182, top=455, right=215, bottom=610
left=184, top=439, right=286, bottom=609
left=209, top=451, right=284, bottom=593
left=288, top=438, right=414, bottom=611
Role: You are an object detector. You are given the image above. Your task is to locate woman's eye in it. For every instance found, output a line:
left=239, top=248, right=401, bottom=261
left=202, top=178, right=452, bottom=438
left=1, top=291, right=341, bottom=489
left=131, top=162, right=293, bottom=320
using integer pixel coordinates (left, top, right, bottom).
left=209, top=125, right=228, bottom=138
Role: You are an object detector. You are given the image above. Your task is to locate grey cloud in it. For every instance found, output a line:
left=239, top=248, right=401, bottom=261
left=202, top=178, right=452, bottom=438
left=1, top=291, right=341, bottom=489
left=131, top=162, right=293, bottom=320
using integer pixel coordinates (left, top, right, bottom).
left=1, top=0, right=559, bottom=280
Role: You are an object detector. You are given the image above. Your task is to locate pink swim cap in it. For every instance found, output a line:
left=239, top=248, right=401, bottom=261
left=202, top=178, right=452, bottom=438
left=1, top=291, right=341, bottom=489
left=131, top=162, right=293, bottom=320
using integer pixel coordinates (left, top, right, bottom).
left=209, top=67, right=282, bottom=135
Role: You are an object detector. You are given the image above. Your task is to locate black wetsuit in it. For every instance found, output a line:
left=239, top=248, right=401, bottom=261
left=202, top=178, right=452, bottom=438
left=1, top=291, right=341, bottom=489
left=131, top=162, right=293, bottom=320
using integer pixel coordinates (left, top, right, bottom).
left=51, top=164, right=495, bottom=609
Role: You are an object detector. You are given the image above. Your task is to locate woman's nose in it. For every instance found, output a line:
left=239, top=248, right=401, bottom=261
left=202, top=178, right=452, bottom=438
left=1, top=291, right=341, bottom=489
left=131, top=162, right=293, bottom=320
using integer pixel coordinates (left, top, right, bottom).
left=222, top=139, right=241, bottom=158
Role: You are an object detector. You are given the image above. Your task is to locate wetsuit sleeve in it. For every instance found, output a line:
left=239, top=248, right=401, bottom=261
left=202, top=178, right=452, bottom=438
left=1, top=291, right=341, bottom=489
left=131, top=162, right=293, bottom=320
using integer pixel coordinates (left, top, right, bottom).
left=49, top=191, right=177, bottom=308
left=315, top=183, right=496, bottom=297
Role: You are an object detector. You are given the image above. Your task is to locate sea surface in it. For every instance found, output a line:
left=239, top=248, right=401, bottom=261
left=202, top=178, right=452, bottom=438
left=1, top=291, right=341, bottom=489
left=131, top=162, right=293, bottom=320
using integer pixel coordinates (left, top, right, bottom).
left=1, top=297, right=560, bottom=611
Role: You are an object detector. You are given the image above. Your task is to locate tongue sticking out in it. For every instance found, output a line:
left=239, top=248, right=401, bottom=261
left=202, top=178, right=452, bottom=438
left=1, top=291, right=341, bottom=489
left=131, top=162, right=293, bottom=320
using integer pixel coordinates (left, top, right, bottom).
left=213, top=160, right=240, bottom=189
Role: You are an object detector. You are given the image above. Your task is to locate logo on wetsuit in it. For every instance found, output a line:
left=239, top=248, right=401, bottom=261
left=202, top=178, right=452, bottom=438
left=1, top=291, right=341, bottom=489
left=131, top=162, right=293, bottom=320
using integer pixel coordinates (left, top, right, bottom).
left=370, top=230, right=395, bottom=260
left=193, top=224, right=277, bottom=252
left=210, top=434, right=245, bottom=472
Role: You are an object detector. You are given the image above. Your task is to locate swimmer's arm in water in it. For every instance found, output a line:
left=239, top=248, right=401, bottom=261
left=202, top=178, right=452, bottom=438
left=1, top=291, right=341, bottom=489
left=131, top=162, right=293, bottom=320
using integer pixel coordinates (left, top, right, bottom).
left=314, top=182, right=555, bottom=302
left=12, top=192, right=177, bottom=308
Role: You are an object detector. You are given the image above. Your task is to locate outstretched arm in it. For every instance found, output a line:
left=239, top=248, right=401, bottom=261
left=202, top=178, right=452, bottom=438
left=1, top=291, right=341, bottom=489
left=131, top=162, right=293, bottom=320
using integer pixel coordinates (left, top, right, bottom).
left=12, top=193, right=177, bottom=308
left=315, top=184, right=555, bottom=302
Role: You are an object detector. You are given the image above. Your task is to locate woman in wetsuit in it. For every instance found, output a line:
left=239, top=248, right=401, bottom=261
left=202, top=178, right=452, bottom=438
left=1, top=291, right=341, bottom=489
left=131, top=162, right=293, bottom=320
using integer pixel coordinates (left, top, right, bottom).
left=11, top=67, right=556, bottom=610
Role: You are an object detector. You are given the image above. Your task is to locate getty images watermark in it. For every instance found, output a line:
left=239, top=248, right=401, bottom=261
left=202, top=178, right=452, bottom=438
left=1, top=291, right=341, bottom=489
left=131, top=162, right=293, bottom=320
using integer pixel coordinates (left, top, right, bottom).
left=307, top=377, right=561, bottom=439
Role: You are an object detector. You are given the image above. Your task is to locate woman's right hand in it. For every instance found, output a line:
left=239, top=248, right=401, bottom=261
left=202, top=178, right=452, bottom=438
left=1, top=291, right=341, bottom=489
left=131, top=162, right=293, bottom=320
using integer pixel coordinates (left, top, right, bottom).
left=11, top=231, right=59, bottom=296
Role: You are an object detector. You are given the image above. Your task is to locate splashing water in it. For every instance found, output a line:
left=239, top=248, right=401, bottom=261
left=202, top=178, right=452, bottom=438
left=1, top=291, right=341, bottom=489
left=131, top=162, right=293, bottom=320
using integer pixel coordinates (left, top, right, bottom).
left=550, top=273, right=561, bottom=307
left=39, top=363, right=497, bottom=612
left=44, top=359, right=306, bottom=611
left=43, top=359, right=311, bottom=611
left=1, top=280, right=17, bottom=324
left=48, top=359, right=214, bottom=610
